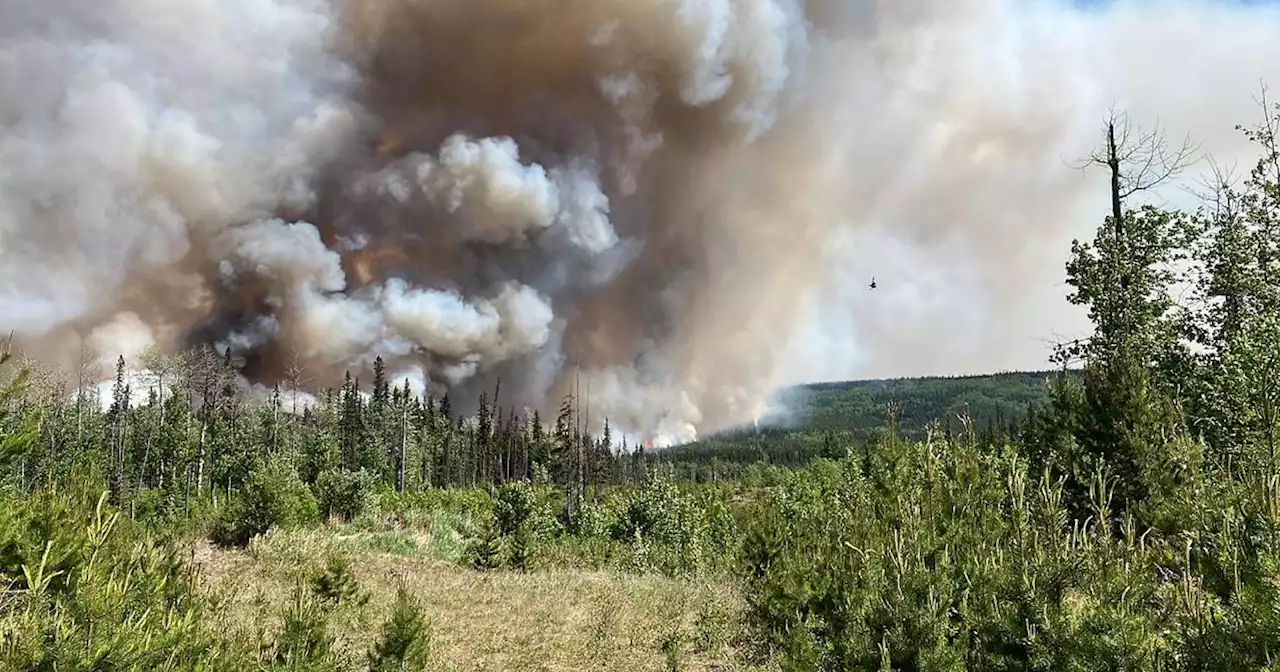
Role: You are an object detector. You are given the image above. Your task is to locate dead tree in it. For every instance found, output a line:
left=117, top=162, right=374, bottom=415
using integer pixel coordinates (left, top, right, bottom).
left=1074, top=108, right=1200, bottom=237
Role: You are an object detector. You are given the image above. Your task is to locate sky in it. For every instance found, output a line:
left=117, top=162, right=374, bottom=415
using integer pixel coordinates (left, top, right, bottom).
left=776, top=0, right=1280, bottom=384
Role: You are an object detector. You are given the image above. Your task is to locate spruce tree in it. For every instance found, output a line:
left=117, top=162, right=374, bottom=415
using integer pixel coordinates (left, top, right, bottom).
left=107, top=356, right=129, bottom=507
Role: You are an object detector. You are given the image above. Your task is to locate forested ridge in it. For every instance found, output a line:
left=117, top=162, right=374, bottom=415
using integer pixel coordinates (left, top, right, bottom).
left=4, top=98, right=1280, bottom=670
left=655, top=371, right=1064, bottom=479
left=794, top=371, right=1060, bottom=433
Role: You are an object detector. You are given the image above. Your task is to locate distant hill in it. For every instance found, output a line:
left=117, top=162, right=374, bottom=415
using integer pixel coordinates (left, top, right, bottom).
left=649, top=371, right=1072, bottom=476
left=778, top=370, right=1063, bottom=435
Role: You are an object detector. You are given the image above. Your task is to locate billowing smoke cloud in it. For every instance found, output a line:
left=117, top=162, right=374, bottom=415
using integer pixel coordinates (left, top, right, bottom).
left=3, top=0, right=1280, bottom=446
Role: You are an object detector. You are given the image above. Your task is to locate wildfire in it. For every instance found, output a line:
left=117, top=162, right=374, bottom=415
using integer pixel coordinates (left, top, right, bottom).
left=349, top=247, right=410, bottom=286
left=375, top=129, right=405, bottom=156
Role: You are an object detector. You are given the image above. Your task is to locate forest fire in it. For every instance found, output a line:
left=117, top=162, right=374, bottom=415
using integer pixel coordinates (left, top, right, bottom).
left=375, top=131, right=406, bottom=156
left=348, top=247, right=412, bottom=287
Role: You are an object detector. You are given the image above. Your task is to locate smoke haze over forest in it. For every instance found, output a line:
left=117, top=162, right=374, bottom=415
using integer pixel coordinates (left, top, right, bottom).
left=2, top=0, right=1279, bottom=444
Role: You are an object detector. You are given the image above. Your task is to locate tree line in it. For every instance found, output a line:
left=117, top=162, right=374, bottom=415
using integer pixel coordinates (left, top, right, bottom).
left=1, top=342, right=651, bottom=520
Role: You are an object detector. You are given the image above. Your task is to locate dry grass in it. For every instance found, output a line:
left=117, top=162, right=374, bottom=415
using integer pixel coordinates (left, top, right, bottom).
left=191, top=527, right=769, bottom=671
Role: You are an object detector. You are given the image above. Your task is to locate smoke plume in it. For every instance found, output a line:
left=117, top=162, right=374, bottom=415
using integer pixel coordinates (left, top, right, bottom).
left=3, top=0, right=1280, bottom=445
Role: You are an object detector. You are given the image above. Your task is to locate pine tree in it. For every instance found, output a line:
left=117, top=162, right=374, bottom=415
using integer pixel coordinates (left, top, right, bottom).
left=438, top=393, right=452, bottom=428
left=107, top=356, right=129, bottom=507
left=371, top=357, right=389, bottom=409
left=368, top=587, right=432, bottom=671
left=437, top=394, right=453, bottom=487
left=552, top=396, right=573, bottom=484
left=552, top=394, right=578, bottom=516
left=475, top=391, right=491, bottom=487
left=339, top=372, right=367, bottom=472
left=395, top=379, right=411, bottom=493
left=132, top=387, right=160, bottom=497
left=371, top=356, right=393, bottom=481
left=528, top=409, right=546, bottom=480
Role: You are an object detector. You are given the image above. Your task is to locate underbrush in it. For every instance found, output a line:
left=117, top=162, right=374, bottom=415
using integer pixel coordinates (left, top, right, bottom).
left=0, top=484, right=251, bottom=669
left=740, top=439, right=1280, bottom=671
left=212, top=471, right=744, bottom=580
left=0, top=484, right=438, bottom=671
left=20, top=431, right=1280, bottom=671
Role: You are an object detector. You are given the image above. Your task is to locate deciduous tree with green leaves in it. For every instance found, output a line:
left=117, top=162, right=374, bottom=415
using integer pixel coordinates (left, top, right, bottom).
left=1049, top=111, right=1200, bottom=515
left=1187, top=87, right=1280, bottom=472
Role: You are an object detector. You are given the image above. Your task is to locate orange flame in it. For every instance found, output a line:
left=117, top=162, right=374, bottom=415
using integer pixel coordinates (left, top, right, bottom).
left=349, top=247, right=410, bottom=286
left=375, top=129, right=405, bottom=156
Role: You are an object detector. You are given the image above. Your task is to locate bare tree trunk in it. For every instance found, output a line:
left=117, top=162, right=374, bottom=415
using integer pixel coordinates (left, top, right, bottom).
left=1265, top=352, right=1278, bottom=478
left=272, top=397, right=279, bottom=457
left=1108, top=121, right=1123, bottom=235
left=75, top=370, right=84, bottom=448
left=196, top=422, right=206, bottom=491
left=397, top=403, right=407, bottom=493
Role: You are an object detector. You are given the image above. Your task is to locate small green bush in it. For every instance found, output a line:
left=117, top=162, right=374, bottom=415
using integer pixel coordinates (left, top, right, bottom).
left=417, top=510, right=471, bottom=564
left=209, top=463, right=318, bottom=548
left=0, top=489, right=254, bottom=669
left=314, top=468, right=377, bottom=523
left=357, top=530, right=420, bottom=556
left=507, top=526, right=536, bottom=572
left=381, top=487, right=495, bottom=524
left=494, top=481, right=560, bottom=539
left=367, top=586, right=433, bottom=671
left=610, top=475, right=688, bottom=545
left=275, top=585, right=337, bottom=667
left=566, top=497, right=617, bottom=539
left=467, top=516, right=506, bottom=571
left=310, top=553, right=369, bottom=608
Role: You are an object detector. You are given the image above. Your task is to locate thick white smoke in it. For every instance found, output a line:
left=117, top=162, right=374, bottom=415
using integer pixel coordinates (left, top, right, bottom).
left=779, top=0, right=1280, bottom=385
left=2, top=0, right=1280, bottom=445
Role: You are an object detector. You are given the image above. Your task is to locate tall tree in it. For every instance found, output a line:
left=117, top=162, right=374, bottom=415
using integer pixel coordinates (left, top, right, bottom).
left=1189, top=87, right=1280, bottom=470
left=107, top=356, right=130, bottom=506
left=1050, top=111, right=1200, bottom=513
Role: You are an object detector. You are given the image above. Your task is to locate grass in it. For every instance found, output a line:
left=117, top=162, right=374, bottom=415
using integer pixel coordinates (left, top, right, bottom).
left=194, top=525, right=764, bottom=671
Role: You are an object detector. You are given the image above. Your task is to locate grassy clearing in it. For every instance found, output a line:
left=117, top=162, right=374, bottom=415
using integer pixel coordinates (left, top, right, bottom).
left=195, top=525, right=763, bottom=672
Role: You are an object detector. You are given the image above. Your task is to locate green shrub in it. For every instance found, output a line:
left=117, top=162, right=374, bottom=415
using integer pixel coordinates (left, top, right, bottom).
left=566, top=496, right=617, bottom=539
left=275, top=585, right=337, bottom=667
left=357, top=530, right=419, bottom=556
left=367, top=586, right=433, bottom=671
left=0, top=487, right=106, bottom=595
left=610, top=475, right=688, bottom=544
left=408, top=509, right=470, bottom=564
left=133, top=486, right=213, bottom=540
left=507, top=526, right=536, bottom=572
left=381, top=487, right=495, bottom=524
left=535, top=534, right=620, bottom=570
left=735, top=439, right=1280, bottom=671
left=494, top=481, right=560, bottom=539
left=466, top=516, right=505, bottom=571
left=209, top=463, right=319, bottom=548
left=310, top=553, right=369, bottom=608
left=0, top=489, right=254, bottom=669
left=313, top=468, right=377, bottom=523
left=603, top=476, right=736, bottom=575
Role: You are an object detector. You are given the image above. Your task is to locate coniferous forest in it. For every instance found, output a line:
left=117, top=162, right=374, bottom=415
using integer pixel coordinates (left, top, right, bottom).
left=6, top=102, right=1280, bottom=670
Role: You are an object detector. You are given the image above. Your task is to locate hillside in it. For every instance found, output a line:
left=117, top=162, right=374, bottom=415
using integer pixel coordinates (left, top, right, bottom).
left=649, top=370, right=1071, bottom=474
left=784, top=370, right=1063, bottom=434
